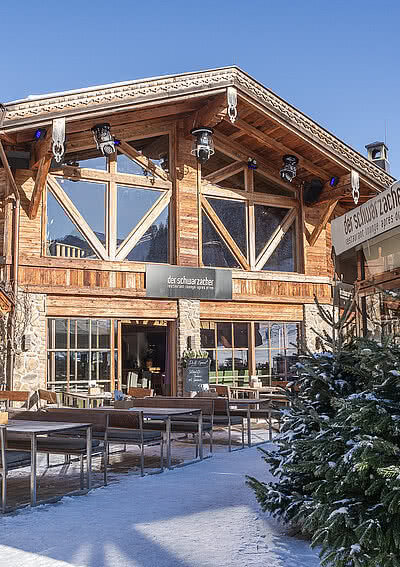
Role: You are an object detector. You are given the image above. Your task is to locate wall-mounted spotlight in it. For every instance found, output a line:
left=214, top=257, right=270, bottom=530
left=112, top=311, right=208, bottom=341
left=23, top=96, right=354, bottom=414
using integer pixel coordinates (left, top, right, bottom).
left=329, top=176, right=339, bottom=187
left=91, top=123, right=116, bottom=156
left=247, top=158, right=258, bottom=170
left=280, top=155, right=298, bottom=183
left=34, top=128, right=47, bottom=141
left=190, top=127, right=214, bottom=164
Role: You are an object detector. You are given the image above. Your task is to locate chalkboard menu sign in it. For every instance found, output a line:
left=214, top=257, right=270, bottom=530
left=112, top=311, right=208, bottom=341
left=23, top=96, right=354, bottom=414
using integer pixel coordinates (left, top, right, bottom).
left=184, top=358, right=210, bottom=392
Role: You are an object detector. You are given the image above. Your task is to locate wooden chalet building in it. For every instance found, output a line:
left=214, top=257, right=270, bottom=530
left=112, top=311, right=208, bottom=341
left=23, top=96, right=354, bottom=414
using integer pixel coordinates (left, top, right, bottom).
left=0, top=67, right=393, bottom=394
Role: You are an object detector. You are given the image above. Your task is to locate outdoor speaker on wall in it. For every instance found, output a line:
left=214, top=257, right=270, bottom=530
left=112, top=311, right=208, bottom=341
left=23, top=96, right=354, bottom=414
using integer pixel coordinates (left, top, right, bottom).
left=303, top=178, right=324, bottom=206
left=0, top=151, right=31, bottom=170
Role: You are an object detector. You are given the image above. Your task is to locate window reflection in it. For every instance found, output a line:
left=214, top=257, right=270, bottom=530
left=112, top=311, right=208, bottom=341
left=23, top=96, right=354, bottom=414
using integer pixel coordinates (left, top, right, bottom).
left=126, top=205, right=169, bottom=263
left=47, top=318, right=114, bottom=391
left=262, top=224, right=295, bottom=272
left=207, top=198, right=247, bottom=257
left=202, top=214, right=240, bottom=269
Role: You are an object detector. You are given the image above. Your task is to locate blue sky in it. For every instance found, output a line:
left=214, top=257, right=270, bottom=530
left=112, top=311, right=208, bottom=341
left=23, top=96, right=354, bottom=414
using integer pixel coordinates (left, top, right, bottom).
left=2, top=0, right=399, bottom=179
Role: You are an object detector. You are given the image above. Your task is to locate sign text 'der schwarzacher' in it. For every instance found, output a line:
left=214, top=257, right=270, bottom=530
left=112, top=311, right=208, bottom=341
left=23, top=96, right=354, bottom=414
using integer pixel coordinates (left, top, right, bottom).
left=145, top=265, right=232, bottom=300
left=331, top=181, right=400, bottom=256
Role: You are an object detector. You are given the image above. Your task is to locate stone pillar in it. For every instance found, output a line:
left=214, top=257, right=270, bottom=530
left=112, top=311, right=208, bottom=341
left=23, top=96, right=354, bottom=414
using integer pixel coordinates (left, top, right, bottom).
left=176, top=299, right=200, bottom=395
left=303, top=303, right=333, bottom=352
left=13, top=292, right=47, bottom=392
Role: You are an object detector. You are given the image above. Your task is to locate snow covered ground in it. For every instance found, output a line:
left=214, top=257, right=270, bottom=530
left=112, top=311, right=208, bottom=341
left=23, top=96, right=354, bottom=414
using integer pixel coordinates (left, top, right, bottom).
left=0, top=440, right=321, bottom=567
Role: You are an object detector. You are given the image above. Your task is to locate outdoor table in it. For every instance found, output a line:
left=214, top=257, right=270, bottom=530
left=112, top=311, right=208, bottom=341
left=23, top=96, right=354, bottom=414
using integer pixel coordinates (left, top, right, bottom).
left=3, top=419, right=92, bottom=507
left=95, top=407, right=203, bottom=469
left=62, top=392, right=113, bottom=408
left=228, top=398, right=276, bottom=447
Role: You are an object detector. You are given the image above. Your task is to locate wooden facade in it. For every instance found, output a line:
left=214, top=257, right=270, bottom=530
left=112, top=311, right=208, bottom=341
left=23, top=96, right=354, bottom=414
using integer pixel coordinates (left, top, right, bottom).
left=0, top=67, right=392, bottom=393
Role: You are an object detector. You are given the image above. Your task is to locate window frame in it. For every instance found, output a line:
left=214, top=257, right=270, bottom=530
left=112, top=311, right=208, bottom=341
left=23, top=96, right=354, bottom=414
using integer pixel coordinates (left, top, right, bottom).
left=47, top=317, right=117, bottom=391
left=201, top=153, right=301, bottom=273
left=44, top=132, right=173, bottom=264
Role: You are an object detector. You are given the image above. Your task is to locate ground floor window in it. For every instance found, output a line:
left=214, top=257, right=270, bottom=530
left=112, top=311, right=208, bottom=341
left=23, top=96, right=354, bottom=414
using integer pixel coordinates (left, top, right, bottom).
left=47, top=318, right=117, bottom=391
left=200, top=320, right=301, bottom=386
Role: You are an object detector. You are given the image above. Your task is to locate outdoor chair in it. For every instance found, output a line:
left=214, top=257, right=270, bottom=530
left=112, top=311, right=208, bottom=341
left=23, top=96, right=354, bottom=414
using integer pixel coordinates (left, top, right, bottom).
left=36, top=389, right=61, bottom=410
left=10, top=410, right=107, bottom=484
left=128, top=387, right=154, bottom=398
left=0, top=391, right=31, bottom=410
left=47, top=407, right=164, bottom=476
left=126, top=372, right=139, bottom=389
left=213, top=385, right=231, bottom=398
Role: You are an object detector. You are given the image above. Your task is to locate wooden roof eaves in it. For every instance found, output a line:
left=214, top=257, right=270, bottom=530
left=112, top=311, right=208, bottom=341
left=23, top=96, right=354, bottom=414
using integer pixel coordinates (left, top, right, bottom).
left=1, top=66, right=395, bottom=190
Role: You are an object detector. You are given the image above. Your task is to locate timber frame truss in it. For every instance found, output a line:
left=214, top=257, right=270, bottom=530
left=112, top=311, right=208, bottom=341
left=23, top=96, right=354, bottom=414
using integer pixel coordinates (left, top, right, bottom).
left=45, top=133, right=172, bottom=262
left=201, top=149, right=299, bottom=272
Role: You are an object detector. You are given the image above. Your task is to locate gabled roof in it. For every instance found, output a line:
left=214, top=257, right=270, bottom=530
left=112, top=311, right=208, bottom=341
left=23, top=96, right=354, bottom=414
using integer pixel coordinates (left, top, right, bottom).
left=1, top=66, right=395, bottom=190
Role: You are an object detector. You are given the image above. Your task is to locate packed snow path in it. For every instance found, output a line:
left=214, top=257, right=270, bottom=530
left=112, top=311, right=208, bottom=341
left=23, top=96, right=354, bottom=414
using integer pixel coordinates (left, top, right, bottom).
left=0, top=444, right=321, bottom=567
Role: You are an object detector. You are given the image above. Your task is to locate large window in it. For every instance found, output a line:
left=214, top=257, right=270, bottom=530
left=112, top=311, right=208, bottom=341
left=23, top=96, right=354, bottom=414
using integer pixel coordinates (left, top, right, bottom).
left=46, top=134, right=171, bottom=263
left=47, top=318, right=117, bottom=391
left=201, top=320, right=301, bottom=386
left=254, top=322, right=301, bottom=384
left=201, top=155, right=298, bottom=273
left=201, top=322, right=249, bottom=386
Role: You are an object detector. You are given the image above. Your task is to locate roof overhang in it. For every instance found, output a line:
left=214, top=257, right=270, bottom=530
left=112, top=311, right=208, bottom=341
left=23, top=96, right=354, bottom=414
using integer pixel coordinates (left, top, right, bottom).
left=0, top=66, right=395, bottom=190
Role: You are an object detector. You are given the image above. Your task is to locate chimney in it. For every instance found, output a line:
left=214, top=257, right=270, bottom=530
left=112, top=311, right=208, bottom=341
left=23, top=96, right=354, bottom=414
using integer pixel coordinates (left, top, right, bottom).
left=365, top=141, right=390, bottom=173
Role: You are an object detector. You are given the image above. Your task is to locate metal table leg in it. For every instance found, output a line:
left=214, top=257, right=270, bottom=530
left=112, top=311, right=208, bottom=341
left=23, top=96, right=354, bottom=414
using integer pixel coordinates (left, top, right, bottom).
left=166, top=417, right=172, bottom=469
left=30, top=433, right=37, bottom=506
left=247, top=406, right=251, bottom=448
left=86, top=426, right=92, bottom=491
left=198, top=412, right=203, bottom=460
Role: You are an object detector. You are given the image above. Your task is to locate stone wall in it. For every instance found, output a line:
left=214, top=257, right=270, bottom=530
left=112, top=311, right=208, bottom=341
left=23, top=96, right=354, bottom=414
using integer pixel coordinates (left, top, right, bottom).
left=13, top=292, right=47, bottom=392
left=176, top=299, right=200, bottom=395
left=303, top=303, right=333, bottom=352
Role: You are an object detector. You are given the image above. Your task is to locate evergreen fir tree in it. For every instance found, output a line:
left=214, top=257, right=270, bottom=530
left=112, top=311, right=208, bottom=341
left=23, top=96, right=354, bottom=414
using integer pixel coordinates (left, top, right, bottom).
left=248, top=298, right=400, bottom=567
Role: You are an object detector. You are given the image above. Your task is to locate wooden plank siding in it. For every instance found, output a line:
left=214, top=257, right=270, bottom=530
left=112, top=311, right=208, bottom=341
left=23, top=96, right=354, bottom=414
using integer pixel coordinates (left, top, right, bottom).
left=47, top=295, right=177, bottom=319
left=16, top=169, right=43, bottom=258
left=200, top=302, right=303, bottom=321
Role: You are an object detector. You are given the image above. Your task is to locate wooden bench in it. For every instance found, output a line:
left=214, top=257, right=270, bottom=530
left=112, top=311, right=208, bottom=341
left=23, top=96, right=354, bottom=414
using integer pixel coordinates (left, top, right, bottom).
left=114, top=398, right=214, bottom=458
left=47, top=407, right=163, bottom=475
left=0, top=391, right=31, bottom=410
left=11, top=410, right=107, bottom=483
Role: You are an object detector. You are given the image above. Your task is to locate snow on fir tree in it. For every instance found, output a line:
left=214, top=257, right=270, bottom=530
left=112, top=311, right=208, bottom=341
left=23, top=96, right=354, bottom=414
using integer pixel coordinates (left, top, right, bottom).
left=248, top=297, right=400, bottom=567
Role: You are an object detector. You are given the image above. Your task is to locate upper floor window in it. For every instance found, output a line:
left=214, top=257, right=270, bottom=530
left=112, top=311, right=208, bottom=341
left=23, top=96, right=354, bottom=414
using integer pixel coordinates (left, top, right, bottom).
left=46, top=135, right=171, bottom=263
left=201, top=151, right=298, bottom=272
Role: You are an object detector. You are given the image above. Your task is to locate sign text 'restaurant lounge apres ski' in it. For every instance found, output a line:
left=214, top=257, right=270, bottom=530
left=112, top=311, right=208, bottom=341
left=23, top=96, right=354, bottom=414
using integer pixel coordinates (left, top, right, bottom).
left=145, top=265, right=232, bottom=300
left=331, top=181, right=400, bottom=256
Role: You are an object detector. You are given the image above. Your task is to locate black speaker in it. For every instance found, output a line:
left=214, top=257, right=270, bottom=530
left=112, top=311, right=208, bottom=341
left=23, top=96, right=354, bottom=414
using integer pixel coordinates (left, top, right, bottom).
left=0, top=151, right=30, bottom=170
left=303, top=178, right=324, bottom=205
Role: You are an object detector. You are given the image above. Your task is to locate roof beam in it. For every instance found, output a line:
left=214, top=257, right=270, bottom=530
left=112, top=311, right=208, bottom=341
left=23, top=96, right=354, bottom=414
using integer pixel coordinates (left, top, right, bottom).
left=213, top=131, right=297, bottom=195
left=0, top=131, right=17, bottom=145
left=192, top=93, right=229, bottom=129
left=307, top=199, right=339, bottom=247
left=312, top=174, right=351, bottom=206
left=238, top=92, right=389, bottom=194
left=231, top=118, right=330, bottom=181
left=29, top=127, right=53, bottom=219
left=29, top=153, right=53, bottom=219
left=204, top=161, right=245, bottom=184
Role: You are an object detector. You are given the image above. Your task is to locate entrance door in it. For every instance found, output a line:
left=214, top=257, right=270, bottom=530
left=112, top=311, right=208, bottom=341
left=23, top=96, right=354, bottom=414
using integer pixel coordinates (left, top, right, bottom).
left=118, top=320, right=172, bottom=395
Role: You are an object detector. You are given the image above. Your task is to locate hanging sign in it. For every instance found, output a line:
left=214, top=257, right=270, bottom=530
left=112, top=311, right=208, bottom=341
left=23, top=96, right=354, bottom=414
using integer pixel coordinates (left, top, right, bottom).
left=146, top=265, right=232, bottom=300
left=331, top=181, right=400, bottom=256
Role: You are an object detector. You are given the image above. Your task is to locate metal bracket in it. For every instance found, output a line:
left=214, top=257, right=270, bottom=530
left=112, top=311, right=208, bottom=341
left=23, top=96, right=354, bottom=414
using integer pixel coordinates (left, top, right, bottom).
left=52, top=118, right=66, bottom=163
left=227, top=87, right=237, bottom=124
left=351, top=169, right=360, bottom=205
